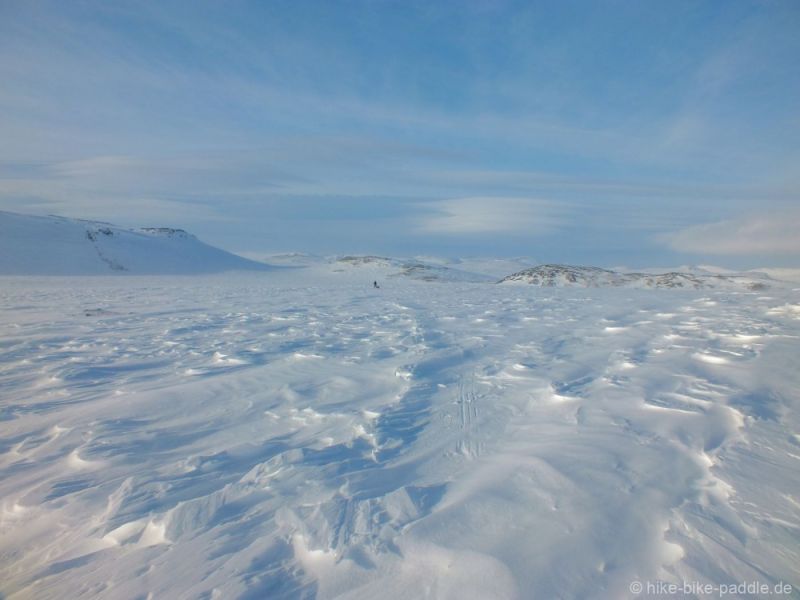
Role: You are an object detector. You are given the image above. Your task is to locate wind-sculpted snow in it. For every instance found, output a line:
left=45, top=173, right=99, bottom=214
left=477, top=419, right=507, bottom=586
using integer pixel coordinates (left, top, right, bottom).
left=1, top=275, right=799, bottom=599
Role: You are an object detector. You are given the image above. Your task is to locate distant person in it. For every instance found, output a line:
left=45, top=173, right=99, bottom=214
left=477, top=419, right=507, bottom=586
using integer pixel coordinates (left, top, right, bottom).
left=373, top=281, right=380, bottom=289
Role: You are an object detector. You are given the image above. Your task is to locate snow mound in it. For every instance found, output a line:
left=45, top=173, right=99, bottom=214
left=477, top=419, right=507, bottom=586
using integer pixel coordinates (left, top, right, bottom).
left=498, top=264, right=773, bottom=290
left=0, top=211, right=271, bottom=275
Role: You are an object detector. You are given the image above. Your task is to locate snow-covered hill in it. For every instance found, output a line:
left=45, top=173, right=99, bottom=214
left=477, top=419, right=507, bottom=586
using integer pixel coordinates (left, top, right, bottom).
left=443, top=256, right=539, bottom=279
left=498, top=264, right=774, bottom=290
left=0, top=211, right=270, bottom=275
left=331, top=255, right=494, bottom=283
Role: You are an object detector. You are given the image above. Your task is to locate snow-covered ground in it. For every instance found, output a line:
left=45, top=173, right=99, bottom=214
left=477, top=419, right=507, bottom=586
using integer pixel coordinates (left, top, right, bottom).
left=1, top=271, right=799, bottom=599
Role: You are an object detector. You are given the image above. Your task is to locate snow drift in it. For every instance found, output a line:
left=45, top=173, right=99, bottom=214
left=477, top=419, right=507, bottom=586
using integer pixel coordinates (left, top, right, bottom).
left=1, top=275, right=798, bottom=598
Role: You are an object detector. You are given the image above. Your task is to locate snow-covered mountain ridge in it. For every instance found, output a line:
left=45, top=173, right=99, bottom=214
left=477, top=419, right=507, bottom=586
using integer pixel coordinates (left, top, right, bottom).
left=0, top=211, right=270, bottom=275
left=498, top=263, right=773, bottom=290
left=2, top=211, right=790, bottom=287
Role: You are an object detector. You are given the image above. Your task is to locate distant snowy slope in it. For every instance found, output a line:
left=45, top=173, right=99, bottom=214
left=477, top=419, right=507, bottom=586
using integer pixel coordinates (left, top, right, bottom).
left=498, top=264, right=774, bottom=290
left=442, top=256, right=540, bottom=279
left=753, top=267, right=800, bottom=284
left=331, top=255, right=494, bottom=282
left=0, top=211, right=270, bottom=275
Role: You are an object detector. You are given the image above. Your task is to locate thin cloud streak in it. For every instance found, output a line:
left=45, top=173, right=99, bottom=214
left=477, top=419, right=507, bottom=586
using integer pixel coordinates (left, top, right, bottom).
left=418, top=197, right=564, bottom=235
left=661, top=211, right=800, bottom=256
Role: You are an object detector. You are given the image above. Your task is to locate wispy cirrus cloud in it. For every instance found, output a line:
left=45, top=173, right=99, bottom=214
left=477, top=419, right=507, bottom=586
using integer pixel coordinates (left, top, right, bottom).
left=661, top=211, right=800, bottom=256
left=418, top=197, right=564, bottom=235
left=1, top=2, right=798, bottom=264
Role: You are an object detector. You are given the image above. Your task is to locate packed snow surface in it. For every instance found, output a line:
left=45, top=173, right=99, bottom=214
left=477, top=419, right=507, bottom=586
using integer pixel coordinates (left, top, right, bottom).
left=1, top=270, right=799, bottom=599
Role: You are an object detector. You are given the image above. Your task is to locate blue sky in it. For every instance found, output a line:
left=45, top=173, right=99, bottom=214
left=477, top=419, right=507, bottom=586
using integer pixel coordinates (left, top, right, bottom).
left=1, top=0, right=798, bottom=267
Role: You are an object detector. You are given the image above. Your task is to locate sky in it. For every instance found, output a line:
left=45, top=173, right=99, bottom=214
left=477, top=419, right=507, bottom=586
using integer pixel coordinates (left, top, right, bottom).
left=1, top=0, right=798, bottom=268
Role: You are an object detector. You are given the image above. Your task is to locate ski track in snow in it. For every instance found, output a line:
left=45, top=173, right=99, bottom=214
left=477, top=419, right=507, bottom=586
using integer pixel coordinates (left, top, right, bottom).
left=1, top=276, right=799, bottom=599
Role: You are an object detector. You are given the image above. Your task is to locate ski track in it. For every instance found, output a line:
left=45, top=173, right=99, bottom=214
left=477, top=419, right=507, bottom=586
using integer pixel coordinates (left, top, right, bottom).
left=1, top=277, right=799, bottom=599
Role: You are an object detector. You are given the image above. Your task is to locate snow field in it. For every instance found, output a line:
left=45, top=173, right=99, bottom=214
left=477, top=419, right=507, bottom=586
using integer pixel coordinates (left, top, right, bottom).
left=1, top=276, right=799, bottom=599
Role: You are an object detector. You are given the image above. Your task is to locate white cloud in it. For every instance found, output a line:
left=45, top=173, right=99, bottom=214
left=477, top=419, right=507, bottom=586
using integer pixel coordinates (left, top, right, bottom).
left=50, top=155, right=141, bottom=178
left=417, top=197, right=562, bottom=235
left=661, top=211, right=800, bottom=256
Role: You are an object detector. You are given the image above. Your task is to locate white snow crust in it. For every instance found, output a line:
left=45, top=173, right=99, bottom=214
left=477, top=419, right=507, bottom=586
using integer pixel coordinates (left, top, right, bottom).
left=1, top=267, right=799, bottom=599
